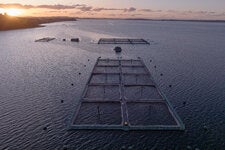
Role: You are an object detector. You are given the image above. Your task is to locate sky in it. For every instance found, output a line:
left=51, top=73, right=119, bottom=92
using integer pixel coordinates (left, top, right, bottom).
left=0, top=0, right=225, bottom=20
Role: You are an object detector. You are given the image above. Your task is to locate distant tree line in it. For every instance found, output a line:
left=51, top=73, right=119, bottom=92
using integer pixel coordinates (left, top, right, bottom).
left=0, top=14, right=76, bottom=30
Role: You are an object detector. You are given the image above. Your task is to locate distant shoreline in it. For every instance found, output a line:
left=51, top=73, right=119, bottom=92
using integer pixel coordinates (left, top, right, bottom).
left=78, top=17, right=225, bottom=23
left=1, top=16, right=225, bottom=31
left=0, top=15, right=76, bottom=31
left=124, top=18, right=225, bottom=23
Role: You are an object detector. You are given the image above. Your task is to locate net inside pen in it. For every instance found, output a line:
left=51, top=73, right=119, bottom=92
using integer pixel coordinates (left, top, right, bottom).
left=70, top=58, right=184, bottom=130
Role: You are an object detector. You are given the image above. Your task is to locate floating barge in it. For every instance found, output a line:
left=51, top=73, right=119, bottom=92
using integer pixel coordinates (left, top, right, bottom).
left=98, top=38, right=150, bottom=45
left=70, top=58, right=185, bottom=131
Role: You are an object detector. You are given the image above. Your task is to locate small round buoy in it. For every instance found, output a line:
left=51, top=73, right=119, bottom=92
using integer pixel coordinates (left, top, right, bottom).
left=154, top=66, right=156, bottom=68
left=183, top=101, right=186, bottom=105
left=88, top=59, right=90, bottom=61
left=71, top=83, right=74, bottom=86
left=61, top=100, right=64, bottom=103
left=187, top=145, right=192, bottom=150
left=63, top=146, right=68, bottom=150
left=150, top=60, right=152, bottom=62
left=84, top=65, right=86, bottom=67
left=43, top=127, right=47, bottom=131
left=160, top=73, right=163, bottom=76
left=124, top=121, right=128, bottom=126
left=62, top=39, right=66, bottom=41
left=169, top=85, right=172, bottom=87
left=114, top=46, right=122, bottom=53
left=121, top=146, right=126, bottom=150
left=79, top=73, right=81, bottom=75
left=203, top=125, right=208, bottom=131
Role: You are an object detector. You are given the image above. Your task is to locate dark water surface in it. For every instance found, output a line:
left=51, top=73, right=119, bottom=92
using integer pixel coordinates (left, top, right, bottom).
left=0, top=19, right=225, bottom=149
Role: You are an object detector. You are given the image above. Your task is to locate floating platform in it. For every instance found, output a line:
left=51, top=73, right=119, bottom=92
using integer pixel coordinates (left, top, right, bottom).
left=71, top=38, right=79, bottom=42
left=98, top=38, right=150, bottom=45
left=70, top=58, right=185, bottom=131
left=35, top=37, right=55, bottom=42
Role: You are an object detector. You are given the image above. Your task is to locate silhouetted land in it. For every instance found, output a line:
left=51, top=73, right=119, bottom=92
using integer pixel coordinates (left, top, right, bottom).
left=0, top=14, right=76, bottom=31
left=78, top=17, right=225, bottom=23
left=1, top=14, right=224, bottom=31
left=124, top=18, right=225, bottom=23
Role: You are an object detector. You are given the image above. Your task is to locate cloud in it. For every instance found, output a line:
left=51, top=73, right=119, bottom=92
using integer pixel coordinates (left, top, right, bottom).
left=140, top=9, right=162, bottom=13
left=167, top=10, right=215, bottom=15
left=0, top=3, right=136, bottom=13
left=124, top=7, right=136, bottom=12
left=139, top=9, right=162, bottom=13
left=92, top=7, right=122, bottom=12
left=44, top=10, right=68, bottom=13
left=92, top=7, right=137, bottom=13
left=0, top=3, right=86, bottom=10
left=0, top=3, right=34, bottom=9
left=131, top=14, right=143, bottom=17
left=1, top=3, right=224, bottom=19
left=36, top=4, right=75, bottom=10
left=140, top=9, right=153, bottom=12
left=186, top=10, right=221, bottom=16
left=196, top=11, right=208, bottom=14
left=211, top=12, right=225, bottom=17
left=77, top=6, right=93, bottom=12
left=167, top=10, right=177, bottom=13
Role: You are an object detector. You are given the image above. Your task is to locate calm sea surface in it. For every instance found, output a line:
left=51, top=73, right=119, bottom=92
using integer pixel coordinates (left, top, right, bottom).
left=0, top=19, right=225, bottom=149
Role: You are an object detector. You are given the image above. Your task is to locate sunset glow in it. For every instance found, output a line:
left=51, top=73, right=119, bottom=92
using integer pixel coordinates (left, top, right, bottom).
left=0, top=8, right=24, bottom=16
left=0, top=1, right=225, bottom=19
left=7, top=8, right=23, bottom=16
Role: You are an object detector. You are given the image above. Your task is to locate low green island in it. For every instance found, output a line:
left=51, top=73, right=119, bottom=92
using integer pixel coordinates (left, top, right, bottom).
left=0, top=14, right=76, bottom=31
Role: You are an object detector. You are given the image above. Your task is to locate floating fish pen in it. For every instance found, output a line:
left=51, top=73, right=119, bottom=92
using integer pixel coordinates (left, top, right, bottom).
left=70, top=58, right=185, bottom=131
left=98, top=38, right=150, bottom=45
left=35, top=37, right=55, bottom=42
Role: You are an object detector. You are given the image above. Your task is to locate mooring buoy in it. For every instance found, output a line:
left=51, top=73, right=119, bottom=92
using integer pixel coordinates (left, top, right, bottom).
left=114, top=46, right=122, bottom=53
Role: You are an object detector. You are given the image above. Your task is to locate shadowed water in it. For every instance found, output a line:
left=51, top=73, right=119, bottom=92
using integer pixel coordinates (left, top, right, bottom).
left=0, top=19, right=225, bottom=149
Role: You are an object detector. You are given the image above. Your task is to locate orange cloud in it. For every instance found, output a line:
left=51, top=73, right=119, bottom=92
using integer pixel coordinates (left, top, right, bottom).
left=0, top=3, right=225, bottom=20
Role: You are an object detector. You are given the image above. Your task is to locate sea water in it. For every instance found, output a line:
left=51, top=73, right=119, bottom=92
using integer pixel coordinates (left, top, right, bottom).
left=0, top=19, right=225, bottom=149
